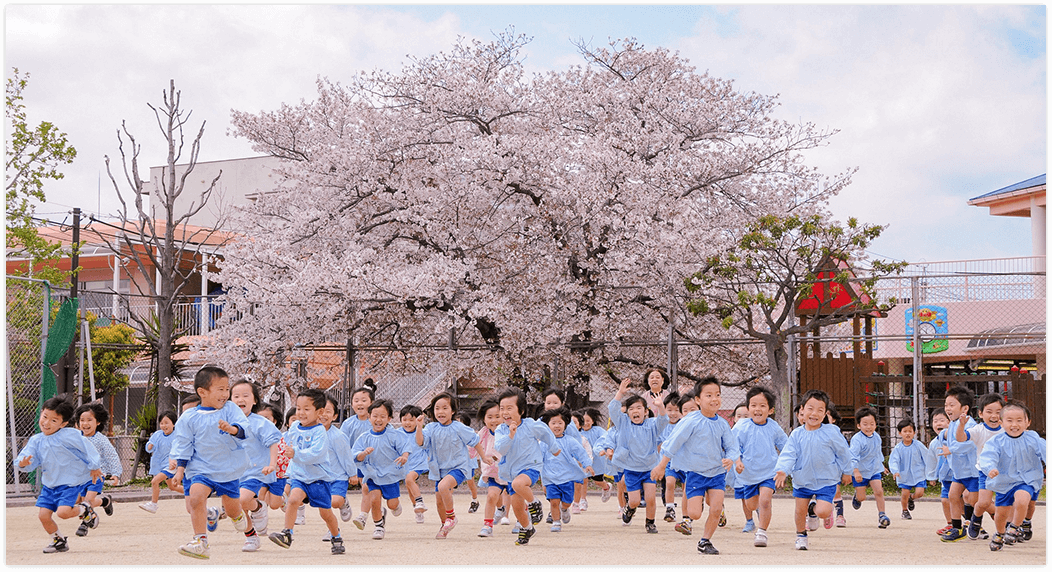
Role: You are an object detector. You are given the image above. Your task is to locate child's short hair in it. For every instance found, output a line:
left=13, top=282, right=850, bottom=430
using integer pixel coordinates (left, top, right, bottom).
left=929, top=408, right=947, bottom=425
left=584, top=407, right=603, bottom=426
left=194, top=366, right=228, bottom=393
left=75, top=402, right=109, bottom=432
left=325, top=395, right=340, bottom=419
left=945, top=385, right=975, bottom=410
left=643, top=368, right=670, bottom=391
left=369, top=399, right=394, bottom=418
left=896, top=419, right=915, bottom=433
left=663, top=391, right=681, bottom=408
left=1001, top=400, right=1031, bottom=421
left=746, top=386, right=776, bottom=410
left=800, top=389, right=831, bottom=412
left=297, top=388, right=326, bottom=410
left=826, top=405, right=843, bottom=425
left=734, top=401, right=749, bottom=414
left=498, top=388, right=528, bottom=416
left=351, top=386, right=375, bottom=402
left=429, top=392, right=457, bottom=416
left=622, top=394, right=647, bottom=412
left=854, top=406, right=878, bottom=425
left=231, top=380, right=261, bottom=413
left=257, top=404, right=282, bottom=430
left=977, top=392, right=1006, bottom=413
left=455, top=411, right=473, bottom=427
left=42, top=397, right=75, bottom=423
left=181, top=394, right=201, bottom=409
left=401, top=404, right=424, bottom=419
left=477, top=397, right=496, bottom=420
left=540, top=387, right=566, bottom=405
left=284, top=407, right=297, bottom=427
left=692, top=376, right=720, bottom=396
left=159, top=410, right=178, bottom=426
left=541, top=406, right=571, bottom=425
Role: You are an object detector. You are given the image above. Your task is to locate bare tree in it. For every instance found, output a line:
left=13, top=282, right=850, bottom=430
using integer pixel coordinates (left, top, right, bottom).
left=91, top=79, right=226, bottom=410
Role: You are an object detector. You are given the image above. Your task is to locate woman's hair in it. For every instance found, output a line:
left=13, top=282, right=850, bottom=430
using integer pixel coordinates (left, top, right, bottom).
left=643, top=368, right=670, bottom=391
left=476, top=399, right=499, bottom=421
left=400, top=404, right=423, bottom=419
left=158, top=410, right=178, bottom=426
left=297, top=388, right=327, bottom=410
left=368, top=399, right=394, bottom=418
left=231, top=380, right=261, bottom=413
left=454, top=411, right=473, bottom=427
left=498, top=388, right=527, bottom=416
left=74, top=402, right=109, bottom=432
left=42, top=397, right=74, bottom=423
left=428, top=392, right=457, bottom=416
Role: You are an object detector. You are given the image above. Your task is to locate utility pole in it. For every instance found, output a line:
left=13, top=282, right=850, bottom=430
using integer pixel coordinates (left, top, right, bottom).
left=61, top=208, right=81, bottom=396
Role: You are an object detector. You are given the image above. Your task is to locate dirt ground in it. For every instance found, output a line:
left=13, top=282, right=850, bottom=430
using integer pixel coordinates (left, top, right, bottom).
left=5, top=490, right=1045, bottom=566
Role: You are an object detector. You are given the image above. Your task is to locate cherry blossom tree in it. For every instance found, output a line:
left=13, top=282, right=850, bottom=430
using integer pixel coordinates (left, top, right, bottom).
left=210, top=32, right=852, bottom=396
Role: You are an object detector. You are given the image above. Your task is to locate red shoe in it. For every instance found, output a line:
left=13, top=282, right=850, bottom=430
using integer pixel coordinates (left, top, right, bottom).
left=936, top=524, right=952, bottom=536
left=824, top=515, right=833, bottom=529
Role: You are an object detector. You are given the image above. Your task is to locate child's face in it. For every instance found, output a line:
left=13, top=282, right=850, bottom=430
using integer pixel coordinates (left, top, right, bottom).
left=401, top=413, right=418, bottom=432
left=257, top=408, right=276, bottom=426
left=231, top=383, right=255, bottom=416
left=547, top=415, right=566, bottom=438
left=39, top=408, right=67, bottom=436
left=198, top=376, right=230, bottom=409
left=647, top=371, right=665, bottom=393
left=680, top=399, right=699, bottom=415
left=979, top=401, right=1003, bottom=427
left=499, top=396, right=522, bottom=425
left=543, top=394, right=563, bottom=411
left=899, top=424, right=915, bottom=444
left=320, top=402, right=336, bottom=429
left=432, top=398, right=453, bottom=425
left=352, top=391, right=372, bottom=417
left=627, top=400, right=648, bottom=423
left=483, top=406, right=502, bottom=431
left=369, top=406, right=390, bottom=433
left=78, top=410, right=98, bottom=436
left=733, top=406, right=749, bottom=426
left=1001, top=408, right=1029, bottom=437
left=296, top=396, right=321, bottom=426
left=943, top=396, right=964, bottom=420
left=159, top=416, right=175, bottom=435
left=748, top=394, right=771, bottom=424
left=931, top=413, right=949, bottom=433
left=665, top=402, right=682, bottom=424
left=581, top=414, right=594, bottom=430
left=857, top=415, right=877, bottom=436
left=801, top=397, right=826, bottom=429
left=694, top=383, right=721, bottom=416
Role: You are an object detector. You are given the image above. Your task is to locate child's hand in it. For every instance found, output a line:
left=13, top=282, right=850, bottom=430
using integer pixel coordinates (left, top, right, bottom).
left=169, top=458, right=177, bottom=471
left=774, top=471, right=787, bottom=489
left=90, top=469, right=102, bottom=483
left=507, top=422, right=518, bottom=437
left=852, top=469, right=863, bottom=481
left=894, top=472, right=900, bottom=480
left=586, top=467, right=595, bottom=476
left=218, top=420, right=237, bottom=435
left=939, top=445, right=950, bottom=456
left=618, top=377, right=633, bottom=394
left=551, top=448, right=561, bottom=457
left=721, top=458, right=734, bottom=470
left=603, top=448, right=613, bottom=460
left=987, top=469, right=999, bottom=478
left=286, top=447, right=296, bottom=459
left=841, top=474, right=852, bottom=486
left=735, top=459, right=744, bottom=474
left=18, top=455, right=31, bottom=468
left=262, top=464, right=275, bottom=476
left=105, top=474, right=119, bottom=486
left=416, top=414, right=428, bottom=427
left=650, top=466, right=665, bottom=483
left=362, top=447, right=375, bottom=457
left=394, top=453, right=409, bottom=466
left=481, top=454, right=497, bottom=465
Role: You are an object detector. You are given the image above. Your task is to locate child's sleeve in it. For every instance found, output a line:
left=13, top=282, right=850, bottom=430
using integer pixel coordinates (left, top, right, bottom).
left=607, top=399, right=624, bottom=428
left=258, top=419, right=282, bottom=448
left=70, top=432, right=103, bottom=471
left=494, top=425, right=512, bottom=455
left=660, top=416, right=692, bottom=460
left=98, top=436, right=123, bottom=476
left=15, top=436, right=40, bottom=472
left=531, top=420, right=560, bottom=455
left=977, top=439, right=999, bottom=476
left=169, top=416, right=194, bottom=462
left=848, top=433, right=863, bottom=471
left=831, top=430, right=853, bottom=476
left=773, top=431, right=798, bottom=475
left=721, top=425, right=740, bottom=461
left=888, top=445, right=901, bottom=475
left=571, top=438, right=592, bottom=469
left=146, top=431, right=159, bottom=452
left=457, top=422, right=481, bottom=448
left=773, top=424, right=788, bottom=453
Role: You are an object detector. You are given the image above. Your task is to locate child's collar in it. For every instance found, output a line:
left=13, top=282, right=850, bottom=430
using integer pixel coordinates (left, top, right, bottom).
left=982, top=422, right=1001, bottom=431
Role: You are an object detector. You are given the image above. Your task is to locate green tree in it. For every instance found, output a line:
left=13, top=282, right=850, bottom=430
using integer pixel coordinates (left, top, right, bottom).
left=5, top=68, right=77, bottom=285
left=684, top=213, right=906, bottom=421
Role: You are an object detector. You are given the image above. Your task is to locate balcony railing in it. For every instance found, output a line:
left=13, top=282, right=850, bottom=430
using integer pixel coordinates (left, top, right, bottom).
left=75, top=290, right=223, bottom=337
left=870, top=256, right=1046, bottom=304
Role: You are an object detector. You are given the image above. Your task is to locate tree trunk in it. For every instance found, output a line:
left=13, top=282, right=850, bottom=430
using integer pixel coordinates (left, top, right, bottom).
left=764, top=336, right=793, bottom=428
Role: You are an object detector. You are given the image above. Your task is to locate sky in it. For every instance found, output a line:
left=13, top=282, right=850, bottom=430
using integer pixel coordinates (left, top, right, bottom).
left=4, top=3, right=1047, bottom=265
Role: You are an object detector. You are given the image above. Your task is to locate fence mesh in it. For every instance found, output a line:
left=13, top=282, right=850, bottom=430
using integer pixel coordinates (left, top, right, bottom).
left=6, top=277, right=52, bottom=491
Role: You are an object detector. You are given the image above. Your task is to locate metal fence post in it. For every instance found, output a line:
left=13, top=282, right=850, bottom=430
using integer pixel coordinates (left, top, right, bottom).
left=911, top=276, right=922, bottom=430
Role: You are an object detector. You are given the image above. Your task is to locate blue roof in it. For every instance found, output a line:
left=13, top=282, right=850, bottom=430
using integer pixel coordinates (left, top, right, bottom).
left=970, top=174, right=1046, bottom=202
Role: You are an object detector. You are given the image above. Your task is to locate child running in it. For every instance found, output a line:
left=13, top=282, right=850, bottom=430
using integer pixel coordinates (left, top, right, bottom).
left=848, top=406, right=891, bottom=528
left=398, top=405, right=430, bottom=523
left=888, top=419, right=935, bottom=520
left=658, top=392, right=684, bottom=524
left=652, top=377, right=738, bottom=555
left=608, top=376, right=669, bottom=534
left=170, top=366, right=251, bottom=559
left=928, top=408, right=953, bottom=534
left=578, top=408, right=613, bottom=508
left=731, top=386, right=788, bottom=548
left=939, top=385, right=979, bottom=542
left=321, top=396, right=357, bottom=530
left=140, top=410, right=183, bottom=513
left=727, top=401, right=751, bottom=531
left=16, top=397, right=103, bottom=554
left=72, top=402, right=122, bottom=536
left=231, top=380, right=282, bottom=552
left=457, top=411, right=482, bottom=514
left=352, top=399, right=412, bottom=540
left=774, top=389, right=852, bottom=551
left=540, top=407, right=594, bottom=532
left=341, top=386, right=375, bottom=529
left=268, top=388, right=345, bottom=555
left=254, top=404, right=289, bottom=517
left=475, top=399, right=507, bottom=537
left=965, top=393, right=1005, bottom=540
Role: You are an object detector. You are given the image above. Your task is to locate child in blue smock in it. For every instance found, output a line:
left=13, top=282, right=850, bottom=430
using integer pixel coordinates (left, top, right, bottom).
left=341, top=386, right=374, bottom=525
left=140, top=410, right=181, bottom=514
left=848, top=406, right=890, bottom=528
left=72, top=402, right=121, bottom=537
left=888, top=419, right=935, bottom=521
left=928, top=409, right=953, bottom=533
left=657, top=392, right=685, bottom=524
left=17, top=397, right=102, bottom=554
left=320, top=396, right=357, bottom=531
left=774, top=389, right=852, bottom=551
left=231, top=380, right=282, bottom=551
left=578, top=408, right=613, bottom=507
left=608, top=376, right=668, bottom=534
left=540, top=407, right=593, bottom=532
left=398, top=405, right=430, bottom=522
left=353, top=399, right=413, bottom=540
left=938, top=385, right=979, bottom=542
left=731, top=386, right=788, bottom=548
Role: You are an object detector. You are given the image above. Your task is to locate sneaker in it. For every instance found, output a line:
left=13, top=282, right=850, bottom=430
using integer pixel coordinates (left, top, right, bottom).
left=515, top=525, right=536, bottom=546
left=512, top=522, right=523, bottom=534
left=990, top=533, right=1004, bottom=551
left=528, top=501, right=543, bottom=524
left=1022, top=520, right=1033, bottom=541
left=902, top=510, right=912, bottom=520
left=478, top=525, right=493, bottom=537
left=178, top=537, right=210, bottom=559
left=601, top=486, right=612, bottom=502
left=546, top=512, right=554, bottom=524
left=697, top=540, right=719, bottom=554
left=372, top=527, right=385, bottom=540
left=675, top=520, right=693, bottom=535
left=908, top=497, right=915, bottom=511
left=967, top=518, right=981, bottom=539
left=493, top=506, right=505, bottom=520
left=936, top=524, right=952, bottom=535
left=940, top=527, right=967, bottom=542
left=795, top=535, right=809, bottom=550
left=101, top=495, right=114, bottom=517
left=322, top=531, right=332, bottom=542
left=742, top=519, right=755, bottom=533
left=468, top=500, right=480, bottom=513
left=268, top=530, right=293, bottom=549
left=331, top=536, right=345, bottom=554
left=76, top=509, right=97, bottom=536
left=622, top=506, right=637, bottom=524
left=645, top=521, right=658, bottom=534
left=550, top=521, right=562, bottom=532
left=852, top=497, right=862, bottom=510
left=295, top=504, right=305, bottom=525
left=1005, top=524, right=1022, bottom=545
left=340, top=503, right=353, bottom=522
left=436, top=517, right=457, bottom=539
left=252, top=504, right=269, bottom=536
left=414, top=499, right=427, bottom=515
left=977, top=527, right=990, bottom=540
left=391, top=503, right=402, bottom=517
left=139, top=501, right=159, bottom=514
left=639, top=499, right=647, bottom=508
left=718, top=510, right=727, bottom=527
left=206, top=506, right=220, bottom=532
left=415, top=512, right=425, bottom=524
left=561, top=510, right=571, bottom=524
left=43, top=536, right=68, bottom=554
left=835, top=515, right=847, bottom=528
left=664, top=505, right=676, bottom=522
left=878, top=513, right=890, bottom=529
left=500, top=516, right=510, bottom=526
left=806, top=515, right=820, bottom=531
left=242, top=535, right=261, bottom=552
left=571, top=502, right=581, bottom=515
left=218, top=506, right=227, bottom=520
left=754, top=530, right=768, bottom=547
left=824, top=515, right=833, bottom=529
left=231, top=513, right=249, bottom=533
left=352, top=512, right=367, bottom=531
left=579, top=498, right=588, bottom=511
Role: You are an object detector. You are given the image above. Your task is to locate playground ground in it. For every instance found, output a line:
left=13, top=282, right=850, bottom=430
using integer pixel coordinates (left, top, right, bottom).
left=4, top=488, right=1045, bottom=566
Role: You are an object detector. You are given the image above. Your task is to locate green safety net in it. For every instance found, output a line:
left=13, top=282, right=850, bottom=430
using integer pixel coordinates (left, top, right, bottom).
left=38, top=298, right=79, bottom=414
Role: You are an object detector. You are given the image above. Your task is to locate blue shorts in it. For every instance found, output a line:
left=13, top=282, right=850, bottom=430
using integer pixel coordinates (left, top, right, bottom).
left=37, top=484, right=87, bottom=512
left=434, top=468, right=468, bottom=491
left=685, top=472, right=726, bottom=499
left=898, top=481, right=925, bottom=491
left=978, top=472, right=988, bottom=491
left=940, top=479, right=952, bottom=499
left=158, top=469, right=175, bottom=479
left=185, top=475, right=240, bottom=499
left=736, top=478, right=776, bottom=500
left=614, top=471, right=624, bottom=483
left=357, top=469, right=365, bottom=479
left=366, top=479, right=401, bottom=500
left=508, top=469, right=540, bottom=496
left=485, top=477, right=508, bottom=493
left=80, top=478, right=104, bottom=497
left=953, top=476, right=980, bottom=493
left=665, top=468, right=685, bottom=483
left=267, top=478, right=287, bottom=496
left=289, top=479, right=332, bottom=509
left=405, top=467, right=428, bottom=477
left=545, top=481, right=576, bottom=504
left=622, top=469, right=654, bottom=493
left=851, top=473, right=882, bottom=487
left=239, top=478, right=270, bottom=496
left=995, top=484, right=1037, bottom=507
left=328, top=479, right=350, bottom=499
left=793, top=484, right=838, bottom=503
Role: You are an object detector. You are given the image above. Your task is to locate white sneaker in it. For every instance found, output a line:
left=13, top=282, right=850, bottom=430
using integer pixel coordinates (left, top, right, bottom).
left=139, top=501, right=158, bottom=514
left=242, top=535, right=261, bottom=552
left=561, top=510, right=571, bottom=524
left=295, top=504, right=305, bottom=525
left=579, top=499, right=588, bottom=511
left=372, top=527, right=385, bottom=540
left=251, top=504, right=269, bottom=536
left=414, top=499, right=427, bottom=514
left=231, top=513, right=249, bottom=533
left=500, top=516, right=510, bottom=525
left=754, top=530, right=768, bottom=547
left=340, top=503, right=353, bottom=522
left=178, top=537, right=210, bottom=559
left=353, top=512, right=367, bottom=530
left=415, top=512, right=425, bottom=524
left=391, top=502, right=402, bottom=517
left=550, top=521, right=562, bottom=532
left=806, top=515, right=820, bottom=531
left=493, top=506, right=505, bottom=520
left=571, top=502, right=581, bottom=514
left=601, top=486, right=612, bottom=502
left=478, top=525, right=493, bottom=537
left=795, top=535, right=809, bottom=550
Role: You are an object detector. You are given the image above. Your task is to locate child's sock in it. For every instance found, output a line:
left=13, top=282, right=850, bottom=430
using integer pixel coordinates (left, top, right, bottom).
left=445, top=509, right=455, bottom=521
left=665, top=502, right=675, bottom=509
left=963, top=504, right=974, bottom=522
left=52, top=530, right=63, bottom=540
left=645, top=518, right=655, bottom=526
left=973, top=514, right=984, bottom=527
left=835, top=499, right=844, bottom=516
left=951, top=518, right=962, bottom=530
left=245, top=527, right=256, bottom=537
left=484, top=518, right=494, bottom=527
left=414, top=496, right=423, bottom=505
left=797, top=531, right=807, bottom=537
